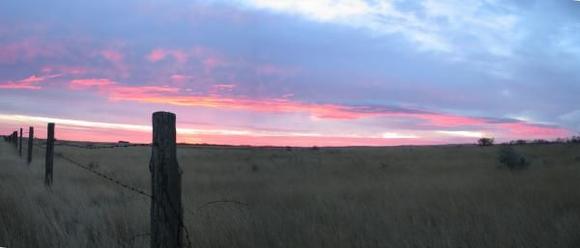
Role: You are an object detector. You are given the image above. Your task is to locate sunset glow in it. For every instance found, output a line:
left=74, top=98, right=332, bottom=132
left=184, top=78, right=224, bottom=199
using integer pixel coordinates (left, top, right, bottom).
left=1, top=0, right=578, bottom=146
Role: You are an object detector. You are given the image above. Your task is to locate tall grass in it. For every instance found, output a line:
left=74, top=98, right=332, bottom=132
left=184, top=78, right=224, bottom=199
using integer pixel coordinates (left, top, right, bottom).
left=1, top=142, right=580, bottom=247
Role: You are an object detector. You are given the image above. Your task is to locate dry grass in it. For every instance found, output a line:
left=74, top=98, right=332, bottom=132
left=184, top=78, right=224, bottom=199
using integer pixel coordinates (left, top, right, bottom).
left=1, top=141, right=580, bottom=247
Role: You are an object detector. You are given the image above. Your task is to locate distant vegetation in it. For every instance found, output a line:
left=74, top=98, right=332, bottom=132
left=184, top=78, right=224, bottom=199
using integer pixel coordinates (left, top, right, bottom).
left=497, top=145, right=530, bottom=170
left=478, top=135, right=580, bottom=146
left=477, top=137, right=494, bottom=146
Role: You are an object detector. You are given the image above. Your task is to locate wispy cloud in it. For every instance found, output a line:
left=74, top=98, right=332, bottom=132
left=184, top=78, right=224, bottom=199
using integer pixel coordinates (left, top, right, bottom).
left=0, top=74, right=62, bottom=90
left=0, top=38, right=66, bottom=64
left=236, top=0, right=520, bottom=55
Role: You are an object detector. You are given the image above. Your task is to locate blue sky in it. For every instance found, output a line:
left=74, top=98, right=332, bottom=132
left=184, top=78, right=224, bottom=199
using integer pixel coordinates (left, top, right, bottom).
left=0, top=0, right=578, bottom=145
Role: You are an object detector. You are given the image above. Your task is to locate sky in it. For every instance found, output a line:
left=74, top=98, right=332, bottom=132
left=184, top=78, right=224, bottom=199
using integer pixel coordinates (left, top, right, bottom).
left=0, top=0, right=579, bottom=146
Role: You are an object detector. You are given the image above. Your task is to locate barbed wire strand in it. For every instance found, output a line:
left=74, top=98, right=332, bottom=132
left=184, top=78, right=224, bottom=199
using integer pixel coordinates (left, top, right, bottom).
left=57, top=151, right=192, bottom=247
left=55, top=152, right=152, bottom=198
left=7, top=138, right=249, bottom=248
left=54, top=142, right=149, bottom=150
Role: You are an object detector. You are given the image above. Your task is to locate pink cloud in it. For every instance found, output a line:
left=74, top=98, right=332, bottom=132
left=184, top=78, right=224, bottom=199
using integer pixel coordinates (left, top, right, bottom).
left=170, top=74, right=192, bottom=82
left=416, top=114, right=486, bottom=127
left=497, top=122, right=570, bottom=139
left=70, top=78, right=116, bottom=89
left=147, top=49, right=168, bottom=62
left=101, top=50, right=124, bottom=63
left=66, top=79, right=571, bottom=141
left=169, top=74, right=194, bottom=88
left=172, top=50, right=189, bottom=64
left=98, top=49, right=130, bottom=77
left=146, top=46, right=228, bottom=73
left=69, top=78, right=179, bottom=99
left=0, top=74, right=62, bottom=90
left=146, top=49, right=189, bottom=63
left=202, top=56, right=226, bottom=72
left=0, top=39, right=65, bottom=64
left=146, top=46, right=298, bottom=80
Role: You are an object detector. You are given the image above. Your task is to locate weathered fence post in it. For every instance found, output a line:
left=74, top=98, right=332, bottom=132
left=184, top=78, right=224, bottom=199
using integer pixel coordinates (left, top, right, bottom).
left=27, top=126, right=33, bottom=164
left=45, top=123, right=55, bottom=186
left=11, top=131, right=17, bottom=147
left=19, top=128, right=23, bottom=157
left=150, top=111, right=183, bottom=248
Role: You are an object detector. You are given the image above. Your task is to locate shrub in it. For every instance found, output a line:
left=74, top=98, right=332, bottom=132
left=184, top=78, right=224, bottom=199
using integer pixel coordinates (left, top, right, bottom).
left=532, top=139, right=549, bottom=144
left=569, top=136, right=580, bottom=143
left=478, top=137, right=494, bottom=146
left=498, top=146, right=530, bottom=170
left=555, top=138, right=566, bottom=143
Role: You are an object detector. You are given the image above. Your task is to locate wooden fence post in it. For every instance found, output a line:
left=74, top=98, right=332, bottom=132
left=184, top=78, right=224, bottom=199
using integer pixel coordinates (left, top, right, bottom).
left=19, top=128, right=23, bottom=157
left=12, top=131, right=17, bottom=147
left=150, top=111, right=183, bottom=248
left=27, top=126, right=33, bottom=164
left=45, top=123, right=55, bottom=186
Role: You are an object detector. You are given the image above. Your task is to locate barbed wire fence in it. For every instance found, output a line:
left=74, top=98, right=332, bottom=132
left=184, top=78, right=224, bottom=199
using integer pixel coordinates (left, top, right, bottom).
left=1, top=111, right=248, bottom=248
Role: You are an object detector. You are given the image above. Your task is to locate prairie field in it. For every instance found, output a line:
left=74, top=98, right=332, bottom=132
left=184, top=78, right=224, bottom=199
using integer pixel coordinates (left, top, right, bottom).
left=1, top=140, right=580, bottom=248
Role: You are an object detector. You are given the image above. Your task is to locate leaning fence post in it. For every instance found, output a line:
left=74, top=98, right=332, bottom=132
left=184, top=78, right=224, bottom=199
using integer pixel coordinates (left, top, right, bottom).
left=45, top=123, right=55, bottom=186
left=27, top=126, right=33, bottom=164
left=19, top=128, right=23, bottom=157
left=150, top=111, right=183, bottom=248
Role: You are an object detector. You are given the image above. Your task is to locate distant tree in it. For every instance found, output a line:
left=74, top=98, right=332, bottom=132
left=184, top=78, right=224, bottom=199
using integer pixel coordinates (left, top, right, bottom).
left=477, top=137, right=494, bottom=146
left=515, top=139, right=527, bottom=145
left=532, top=139, right=549, bottom=144
left=569, top=136, right=580, bottom=144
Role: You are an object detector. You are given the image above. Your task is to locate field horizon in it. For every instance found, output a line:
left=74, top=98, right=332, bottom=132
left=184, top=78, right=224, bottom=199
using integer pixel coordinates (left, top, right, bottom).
left=2, top=138, right=580, bottom=247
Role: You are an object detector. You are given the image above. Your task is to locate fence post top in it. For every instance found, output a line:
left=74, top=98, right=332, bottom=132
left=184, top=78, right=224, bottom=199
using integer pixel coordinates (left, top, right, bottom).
left=152, top=111, right=176, bottom=117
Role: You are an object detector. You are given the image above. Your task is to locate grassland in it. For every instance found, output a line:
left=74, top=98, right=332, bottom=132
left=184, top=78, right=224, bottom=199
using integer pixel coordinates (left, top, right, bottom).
left=1, top=140, right=580, bottom=247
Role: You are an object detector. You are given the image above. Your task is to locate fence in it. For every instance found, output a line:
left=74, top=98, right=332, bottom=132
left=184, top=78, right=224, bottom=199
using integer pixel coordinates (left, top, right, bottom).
left=2, top=111, right=191, bottom=248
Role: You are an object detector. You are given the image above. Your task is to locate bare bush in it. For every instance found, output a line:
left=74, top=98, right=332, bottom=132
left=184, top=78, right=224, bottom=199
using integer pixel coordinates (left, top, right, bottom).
left=477, top=137, right=494, bottom=146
